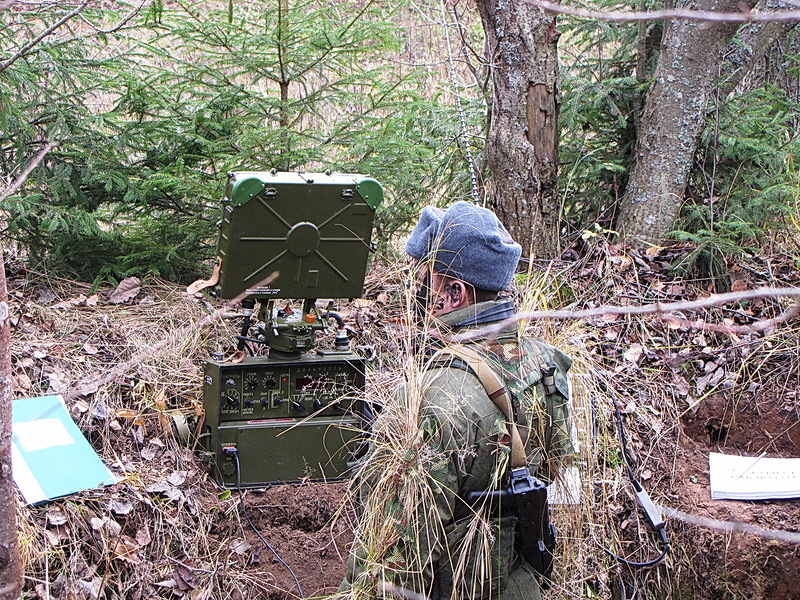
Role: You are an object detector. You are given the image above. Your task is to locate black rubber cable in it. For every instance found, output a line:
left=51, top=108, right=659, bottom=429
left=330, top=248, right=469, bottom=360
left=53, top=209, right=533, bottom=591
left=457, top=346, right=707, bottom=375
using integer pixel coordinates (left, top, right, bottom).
left=229, top=450, right=304, bottom=598
left=599, top=402, right=670, bottom=568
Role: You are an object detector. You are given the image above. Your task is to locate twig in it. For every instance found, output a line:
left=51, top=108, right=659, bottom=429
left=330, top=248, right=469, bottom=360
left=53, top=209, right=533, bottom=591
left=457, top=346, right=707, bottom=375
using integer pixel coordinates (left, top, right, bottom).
left=663, top=299, right=800, bottom=335
left=77, top=0, right=146, bottom=35
left=526, top=0, right=800, bottom=23
left=662, top=506, right=800, bottom=544
left=0, top=141, right=58, bottom=202
left=443, top=286, right=800, bottom=343
left=165, top=555, right=217, bottom=575
left=0, top=0, right=91, bottom=74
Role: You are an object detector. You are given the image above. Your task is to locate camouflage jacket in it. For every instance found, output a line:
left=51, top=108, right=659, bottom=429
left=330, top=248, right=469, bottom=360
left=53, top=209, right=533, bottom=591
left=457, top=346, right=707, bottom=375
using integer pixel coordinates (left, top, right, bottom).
left=340, top=301, right=571, bottom=600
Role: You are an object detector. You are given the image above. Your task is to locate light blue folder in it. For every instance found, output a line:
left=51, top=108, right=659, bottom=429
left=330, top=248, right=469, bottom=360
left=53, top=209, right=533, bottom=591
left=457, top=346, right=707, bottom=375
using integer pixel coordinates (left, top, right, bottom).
left=12, top=395, right=116, bottom=504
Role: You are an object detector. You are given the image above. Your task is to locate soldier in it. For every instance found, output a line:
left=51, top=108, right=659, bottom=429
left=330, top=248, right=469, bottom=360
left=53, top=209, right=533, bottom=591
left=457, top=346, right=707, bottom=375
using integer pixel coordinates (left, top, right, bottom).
left=340, top=201, right=572, bottom=600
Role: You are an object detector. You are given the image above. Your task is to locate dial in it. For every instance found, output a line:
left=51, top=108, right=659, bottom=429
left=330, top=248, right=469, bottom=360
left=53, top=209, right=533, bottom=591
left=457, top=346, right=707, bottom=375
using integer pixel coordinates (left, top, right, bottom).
left=244, top=373, right=259, bottom=390
left=225, top=389, right=240, bottom=409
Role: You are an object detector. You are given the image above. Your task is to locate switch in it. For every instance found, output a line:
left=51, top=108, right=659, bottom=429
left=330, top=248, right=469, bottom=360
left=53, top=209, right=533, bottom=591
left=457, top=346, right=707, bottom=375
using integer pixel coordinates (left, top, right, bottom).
left=291, top=400, right=304, bottom=413
left=225, top=390, right=240, bottom=409
left=260, top=397, right=270, bottom=407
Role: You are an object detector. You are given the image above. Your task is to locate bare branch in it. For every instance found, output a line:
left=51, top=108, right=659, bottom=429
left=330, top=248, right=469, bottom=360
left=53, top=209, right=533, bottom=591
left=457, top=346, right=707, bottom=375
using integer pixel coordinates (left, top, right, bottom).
left=0, top=141, right=58, bottom=202
left=526, top=0, right=800, bottom=23
left=77, top=0, right=146, bottom=35
left=663, top=299, right=800, bottom=334
left=442, top=286, right=800, bottom=343
left=0, top=0, right=91, bottom=74
left=663, top=506, right=800, bottom=543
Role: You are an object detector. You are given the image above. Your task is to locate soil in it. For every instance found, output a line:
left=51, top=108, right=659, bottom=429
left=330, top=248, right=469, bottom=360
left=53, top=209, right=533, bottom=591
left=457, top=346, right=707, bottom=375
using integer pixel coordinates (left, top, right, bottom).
left=671, top=394, right=800, bottom=600
left=234, top=483, right=353, bottom=598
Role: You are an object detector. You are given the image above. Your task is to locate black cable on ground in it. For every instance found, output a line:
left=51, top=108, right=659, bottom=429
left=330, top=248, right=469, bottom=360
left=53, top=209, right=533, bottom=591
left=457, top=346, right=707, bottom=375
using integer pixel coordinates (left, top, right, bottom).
left=227, top=449, right=305, bottom=598
left=599, top=402, right=670, bottom=568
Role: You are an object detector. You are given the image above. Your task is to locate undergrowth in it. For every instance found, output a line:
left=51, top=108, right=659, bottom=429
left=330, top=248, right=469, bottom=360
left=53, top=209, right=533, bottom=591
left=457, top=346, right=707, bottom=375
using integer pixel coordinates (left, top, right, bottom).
left=9, top=237, right=800, bottom=600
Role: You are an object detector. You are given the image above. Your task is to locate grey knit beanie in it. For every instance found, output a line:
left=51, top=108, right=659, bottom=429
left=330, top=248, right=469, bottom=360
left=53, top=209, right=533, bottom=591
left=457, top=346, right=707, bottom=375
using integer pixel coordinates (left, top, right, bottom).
left=408, top=201, right=521, bottom=292
left=405, top=206, right=444, bottom=260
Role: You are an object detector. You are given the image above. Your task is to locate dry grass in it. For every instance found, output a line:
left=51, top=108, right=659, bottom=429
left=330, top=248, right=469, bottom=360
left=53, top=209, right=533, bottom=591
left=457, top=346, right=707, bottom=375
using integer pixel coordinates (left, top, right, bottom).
left=11, top=273, right=262, bottom=600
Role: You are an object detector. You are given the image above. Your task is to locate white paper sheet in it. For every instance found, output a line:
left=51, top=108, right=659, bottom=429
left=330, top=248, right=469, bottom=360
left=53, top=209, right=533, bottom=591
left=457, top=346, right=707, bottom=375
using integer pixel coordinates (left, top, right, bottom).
left=709, top=452, right=800, bottom=500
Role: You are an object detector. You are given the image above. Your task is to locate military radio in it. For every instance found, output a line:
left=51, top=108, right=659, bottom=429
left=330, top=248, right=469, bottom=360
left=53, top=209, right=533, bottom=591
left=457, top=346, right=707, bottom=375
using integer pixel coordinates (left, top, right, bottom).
left=193, top=170, right=382, bottom=488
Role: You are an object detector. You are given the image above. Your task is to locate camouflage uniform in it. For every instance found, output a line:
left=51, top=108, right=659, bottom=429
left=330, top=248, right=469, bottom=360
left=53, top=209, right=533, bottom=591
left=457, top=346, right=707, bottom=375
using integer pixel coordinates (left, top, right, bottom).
left=341, top=300, right=572, bottom=600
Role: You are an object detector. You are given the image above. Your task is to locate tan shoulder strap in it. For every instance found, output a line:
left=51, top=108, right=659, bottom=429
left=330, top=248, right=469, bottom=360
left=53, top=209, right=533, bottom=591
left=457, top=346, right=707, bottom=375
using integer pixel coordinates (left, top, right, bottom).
left=430, top=345, right=527, bottom=468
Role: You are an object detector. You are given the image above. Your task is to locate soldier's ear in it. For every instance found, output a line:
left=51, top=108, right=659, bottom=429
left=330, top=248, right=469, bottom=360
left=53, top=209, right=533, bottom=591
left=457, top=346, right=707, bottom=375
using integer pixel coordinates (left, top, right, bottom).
left=448, top=280, right=468, bottom=307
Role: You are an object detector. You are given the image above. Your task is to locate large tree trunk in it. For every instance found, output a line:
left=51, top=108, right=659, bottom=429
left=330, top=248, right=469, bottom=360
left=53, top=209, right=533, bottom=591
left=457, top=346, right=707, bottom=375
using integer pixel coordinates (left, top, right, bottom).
left=0, top=250, right=21, bottom=600
left=616, top=0, right=754, bottom=245
left=475, top=0, right=560, bottom=259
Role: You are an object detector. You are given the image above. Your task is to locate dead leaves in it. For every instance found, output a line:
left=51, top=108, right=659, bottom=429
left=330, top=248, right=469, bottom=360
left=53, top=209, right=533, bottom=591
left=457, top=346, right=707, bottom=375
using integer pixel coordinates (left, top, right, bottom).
left=155, top=561, right=212, bottom=598
left=108, top=277, right=142, bottom=304
left=52, top=293, right=100, bottom=310
left=43, top=276, right=148, bottom=311
left=143, top=481, right=181, bottom=504
left=622, top=344, right=645, bottom=365
left=109, top=498, right=134, bottom=516
left=575, top=240, right=794, bottom=415
left=87, top=515, right=152, bottom=565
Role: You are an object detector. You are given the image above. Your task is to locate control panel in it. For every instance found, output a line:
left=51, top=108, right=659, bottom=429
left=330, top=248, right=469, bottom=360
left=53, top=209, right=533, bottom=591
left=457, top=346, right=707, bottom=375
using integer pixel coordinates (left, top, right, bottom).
left=211, top=360, right=360, bottom=419
left=201, top=353, right=367, bottom=487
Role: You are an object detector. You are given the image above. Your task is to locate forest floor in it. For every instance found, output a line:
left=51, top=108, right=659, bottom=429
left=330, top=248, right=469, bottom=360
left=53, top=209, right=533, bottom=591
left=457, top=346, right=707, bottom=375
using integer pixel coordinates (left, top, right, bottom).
left=7, top=238, right=800, bottom=600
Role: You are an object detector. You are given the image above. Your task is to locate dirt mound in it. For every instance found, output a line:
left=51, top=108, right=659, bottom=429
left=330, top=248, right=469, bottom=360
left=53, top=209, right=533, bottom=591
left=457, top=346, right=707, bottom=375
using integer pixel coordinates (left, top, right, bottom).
left=570, top=243, right=800, bottom=600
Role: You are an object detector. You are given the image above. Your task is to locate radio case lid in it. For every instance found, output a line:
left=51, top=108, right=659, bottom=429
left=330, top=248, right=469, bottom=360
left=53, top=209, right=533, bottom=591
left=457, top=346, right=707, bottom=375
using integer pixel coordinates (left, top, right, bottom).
left=215, top=171, right=383, bottom=300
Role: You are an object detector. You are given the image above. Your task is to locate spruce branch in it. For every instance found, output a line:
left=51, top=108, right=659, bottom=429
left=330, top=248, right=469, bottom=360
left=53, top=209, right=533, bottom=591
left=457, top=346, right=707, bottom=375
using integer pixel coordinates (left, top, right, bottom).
left=0, top=0, right=91, bottom=73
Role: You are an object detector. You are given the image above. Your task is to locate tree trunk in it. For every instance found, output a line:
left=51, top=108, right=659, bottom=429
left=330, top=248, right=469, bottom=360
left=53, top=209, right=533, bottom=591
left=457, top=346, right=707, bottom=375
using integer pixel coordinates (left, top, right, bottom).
left=616, top=0, right=754, bottom=245
left=0, top=250, right=21, bottom=600
left=475, top=0, right=560, bottom=259
left=718, top=0, right=798, bottom=97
